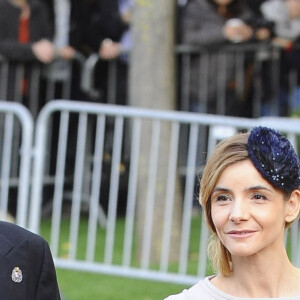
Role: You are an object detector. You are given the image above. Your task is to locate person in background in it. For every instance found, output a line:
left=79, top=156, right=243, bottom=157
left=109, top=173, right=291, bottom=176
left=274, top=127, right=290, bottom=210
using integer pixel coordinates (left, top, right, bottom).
left=180, top=0, right=271, bottom=116
left=261, top=0, right=300, bottom=49
left=88, top=0, right=133, bottom=61
left=0, top=0, right=55, bottom=107
left=40, top=0, right=92, bottom=60
left=0, top=220, right=61, bottom=299
left=0, top=0, right=54, bottom=63
left=87, top=0, right=133, bottom=105
left=260, top=0, right=300, bottom=115
left=165, top=126, right=300, bottom=299
left=39, top=0, right=92, bottom=101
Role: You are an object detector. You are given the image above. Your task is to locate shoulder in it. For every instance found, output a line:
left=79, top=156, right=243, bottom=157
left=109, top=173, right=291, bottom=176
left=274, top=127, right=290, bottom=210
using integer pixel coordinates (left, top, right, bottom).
left=0, top=221, right=46, bottom=249
left=164, top=277, right=216, bottom=300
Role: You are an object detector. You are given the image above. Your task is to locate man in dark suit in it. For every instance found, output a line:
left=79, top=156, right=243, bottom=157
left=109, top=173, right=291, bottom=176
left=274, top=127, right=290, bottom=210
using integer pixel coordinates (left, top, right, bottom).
left=0, top=221, right=61, bottom=299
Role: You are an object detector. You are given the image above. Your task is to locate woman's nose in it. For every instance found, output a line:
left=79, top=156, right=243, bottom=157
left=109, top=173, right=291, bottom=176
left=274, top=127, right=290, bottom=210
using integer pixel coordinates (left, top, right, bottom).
left=229, top=199, right=249, bottom=223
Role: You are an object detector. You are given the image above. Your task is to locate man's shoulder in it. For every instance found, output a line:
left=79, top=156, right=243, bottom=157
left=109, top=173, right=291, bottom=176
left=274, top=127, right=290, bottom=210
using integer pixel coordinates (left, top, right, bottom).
left=0, top=221, right=45, bottom=246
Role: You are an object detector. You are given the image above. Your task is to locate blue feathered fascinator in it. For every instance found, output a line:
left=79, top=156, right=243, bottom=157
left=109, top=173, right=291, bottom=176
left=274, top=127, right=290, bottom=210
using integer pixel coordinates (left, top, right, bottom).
left=247, top=126, right=300, bottom=192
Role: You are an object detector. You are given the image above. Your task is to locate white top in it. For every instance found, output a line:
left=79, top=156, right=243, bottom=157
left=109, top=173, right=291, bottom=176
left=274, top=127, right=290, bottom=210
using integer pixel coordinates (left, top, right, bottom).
left=164, top=276, right=300, bottom=300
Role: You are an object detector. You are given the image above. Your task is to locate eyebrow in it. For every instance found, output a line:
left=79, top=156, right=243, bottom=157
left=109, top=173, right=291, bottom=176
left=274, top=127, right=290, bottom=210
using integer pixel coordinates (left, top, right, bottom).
left=245, top=185, right=273, bottom=193
left=212, top=187, right=230, bottom=194
left=212, top=185, right=273, bottom=194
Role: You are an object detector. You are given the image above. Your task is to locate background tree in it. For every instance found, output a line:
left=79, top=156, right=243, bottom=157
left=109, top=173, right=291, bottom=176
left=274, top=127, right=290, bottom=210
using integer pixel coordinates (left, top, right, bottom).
left=129, top=0, right=182, bottom=265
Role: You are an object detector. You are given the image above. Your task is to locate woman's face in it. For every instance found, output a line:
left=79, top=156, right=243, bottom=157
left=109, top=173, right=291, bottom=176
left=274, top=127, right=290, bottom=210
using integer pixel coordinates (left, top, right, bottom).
left=210, top=160, right=291, bottom=258
left=213, top=0, right=234, bottom=6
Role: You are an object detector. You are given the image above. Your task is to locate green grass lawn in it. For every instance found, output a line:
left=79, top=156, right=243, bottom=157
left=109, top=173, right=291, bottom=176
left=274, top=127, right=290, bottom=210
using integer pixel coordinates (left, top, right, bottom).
left=40, top=216, right=203, bottom=300
left=56, top=269, right=187, bottom=300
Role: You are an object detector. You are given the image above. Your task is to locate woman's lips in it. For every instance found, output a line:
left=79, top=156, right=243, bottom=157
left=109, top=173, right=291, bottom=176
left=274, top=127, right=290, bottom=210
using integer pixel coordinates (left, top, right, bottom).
left=227, top=230, right=257, bottom=238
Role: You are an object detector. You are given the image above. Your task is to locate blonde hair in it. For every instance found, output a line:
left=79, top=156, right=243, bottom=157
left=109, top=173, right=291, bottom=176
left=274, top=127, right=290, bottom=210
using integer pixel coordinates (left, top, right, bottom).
left=200, top=132, right=249, bottom=276
left=200, top=131, right=300, bottom=276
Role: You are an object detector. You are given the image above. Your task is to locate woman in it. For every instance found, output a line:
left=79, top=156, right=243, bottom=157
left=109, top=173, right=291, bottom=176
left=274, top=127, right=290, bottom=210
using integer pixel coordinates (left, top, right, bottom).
left=165, top=126, right=300, bottom=299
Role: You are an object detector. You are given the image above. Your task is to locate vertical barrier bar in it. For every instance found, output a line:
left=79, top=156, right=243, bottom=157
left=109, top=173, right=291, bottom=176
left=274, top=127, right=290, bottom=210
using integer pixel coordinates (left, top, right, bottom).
left=0, top=113, right=13, bottom=220
left=160, top=122, right=180, bottom=272
left=69, top=113, right=88, bottom=259
left=180, top=54, right=191, bottom=112
left=198, top=53, right=209, bottom=113
left=216, top=51, right=227, bottom=115
left=235, top=50, right=245, bottom=99
left=50, top=111, right=70, bottom=257
left=141, top=120, right=161, bottom=269
left=179, top=123, right=198, bottom=274
left=86, top=115, right=106, bottom=261
left=122, top=118, right=141, bottom=267
left=107, top=60, right=118, bottom=104
left=0, top=61, right=9, bottom=99
left=28, top=65, right=41, bottom=118
left=104, top=116, right=124, bottom=264
left=0, top=102, right=33, bottom=228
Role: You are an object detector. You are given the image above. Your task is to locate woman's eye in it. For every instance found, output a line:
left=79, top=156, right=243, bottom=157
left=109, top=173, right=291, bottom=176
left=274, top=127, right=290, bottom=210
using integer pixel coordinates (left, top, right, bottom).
left=216, top=195, right=230, bottom=202
left=252, top=194, right=267, bottom=202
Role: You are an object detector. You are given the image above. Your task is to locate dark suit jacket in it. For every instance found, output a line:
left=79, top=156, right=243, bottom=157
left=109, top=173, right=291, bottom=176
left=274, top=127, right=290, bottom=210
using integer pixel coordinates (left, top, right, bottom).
left=0, top=221, right=61, bottom=299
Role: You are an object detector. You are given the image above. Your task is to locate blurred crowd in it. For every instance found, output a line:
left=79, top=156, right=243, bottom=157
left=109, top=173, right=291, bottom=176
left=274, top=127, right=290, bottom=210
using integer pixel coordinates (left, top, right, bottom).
left=178, top=0, right=300, bottom=116
left=0, top=0, right=299, bottom=117
left=0, top=0, right=133, bottom=64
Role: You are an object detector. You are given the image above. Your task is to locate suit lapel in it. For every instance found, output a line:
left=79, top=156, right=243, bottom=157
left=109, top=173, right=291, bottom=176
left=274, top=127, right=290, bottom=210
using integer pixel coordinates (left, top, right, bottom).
left=0, top=233, right=27, bottom=300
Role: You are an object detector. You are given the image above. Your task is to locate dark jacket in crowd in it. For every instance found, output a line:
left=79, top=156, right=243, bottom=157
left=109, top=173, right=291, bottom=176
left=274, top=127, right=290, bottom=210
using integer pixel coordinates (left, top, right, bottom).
left=88, top=0, right=129, bottom=51
left=0, top=0, right=52, bottom=61
left=40, top=0, right=91, bottom=55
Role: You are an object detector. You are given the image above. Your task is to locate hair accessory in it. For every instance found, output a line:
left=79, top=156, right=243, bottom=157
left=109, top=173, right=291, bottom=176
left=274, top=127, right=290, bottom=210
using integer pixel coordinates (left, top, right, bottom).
left=247, top=126, right=300, bottom=192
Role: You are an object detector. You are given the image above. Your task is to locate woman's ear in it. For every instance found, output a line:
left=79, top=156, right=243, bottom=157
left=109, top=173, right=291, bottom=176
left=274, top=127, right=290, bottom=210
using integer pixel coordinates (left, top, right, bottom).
left=285, top=189, right=300, bottom=223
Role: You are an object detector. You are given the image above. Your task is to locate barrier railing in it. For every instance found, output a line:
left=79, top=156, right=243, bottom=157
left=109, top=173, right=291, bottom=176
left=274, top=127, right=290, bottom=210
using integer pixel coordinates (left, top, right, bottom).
left=80, top=43, right=300, bottom=118
left=1, top=44, right=299, bottom=119
left=0, top=100, right=299, bottom=284
left=0, top=101, right=33, bottom=227
left=26, top=100, right=300, bottom=284
left=0, top=53, right=86, bottom=117
left=175, top=43, right=300, bottom=117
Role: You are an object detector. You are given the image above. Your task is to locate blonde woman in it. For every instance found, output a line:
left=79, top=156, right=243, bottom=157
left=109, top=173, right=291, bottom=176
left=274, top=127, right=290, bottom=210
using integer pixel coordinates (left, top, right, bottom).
left=165, top=126, right=300, bottom=299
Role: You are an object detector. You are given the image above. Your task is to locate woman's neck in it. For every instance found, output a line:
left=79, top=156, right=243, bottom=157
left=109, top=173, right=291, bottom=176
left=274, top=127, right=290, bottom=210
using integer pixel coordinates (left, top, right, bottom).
left=232, top=256, right=298, bottom=297
left=212, top=245, right=300, bottom=298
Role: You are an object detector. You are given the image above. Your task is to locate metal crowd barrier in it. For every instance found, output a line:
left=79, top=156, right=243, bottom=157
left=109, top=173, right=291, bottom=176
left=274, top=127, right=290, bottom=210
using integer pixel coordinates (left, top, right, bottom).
left=1, top=44, right=299, bottom=120
left=0, top=53, right=86, bottom=117
left=80, top=43, right=300, bottom=118
left=26, top=100, right=300, bottom=285
left=0, top=101, right=33, bottom=227
left=176, top=43, right=300, bottom=117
